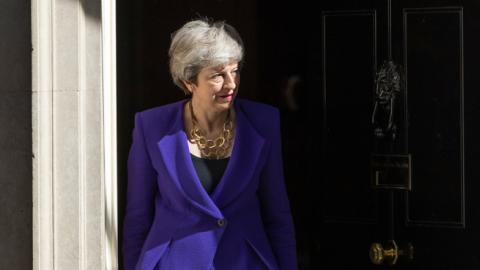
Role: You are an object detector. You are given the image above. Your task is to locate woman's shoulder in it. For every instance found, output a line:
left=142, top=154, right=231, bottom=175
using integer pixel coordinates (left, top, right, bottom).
left=134, top=100, right=185, bottom=133
left=136, top=100, right=185, bottom=123
left=235, top=99, right=280, bottom=133
left=138, top=100, right=185, bottom=118
left=236, top=98, right=279, bottom=117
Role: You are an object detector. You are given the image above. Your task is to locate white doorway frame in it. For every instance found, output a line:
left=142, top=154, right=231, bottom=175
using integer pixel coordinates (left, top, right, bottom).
left=102, top=0, right=118, bottom=268
left=32, top=0, right=118, bottom=268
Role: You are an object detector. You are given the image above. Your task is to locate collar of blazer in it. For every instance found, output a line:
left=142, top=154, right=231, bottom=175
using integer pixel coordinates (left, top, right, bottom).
left=157, top=100, right=266, bottom=219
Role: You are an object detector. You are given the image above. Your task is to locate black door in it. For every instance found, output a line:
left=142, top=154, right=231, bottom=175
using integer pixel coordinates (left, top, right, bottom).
left=314, top=0, right=480, bottom=269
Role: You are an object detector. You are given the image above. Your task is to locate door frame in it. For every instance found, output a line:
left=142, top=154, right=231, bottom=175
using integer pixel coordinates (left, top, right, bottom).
left=102, top=0, right=119, bottom=268
left=32, top=0, right=119, bottom=268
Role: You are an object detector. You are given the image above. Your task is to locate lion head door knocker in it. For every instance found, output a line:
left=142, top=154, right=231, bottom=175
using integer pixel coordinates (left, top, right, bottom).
left=372, top=60, right=404, bottom=141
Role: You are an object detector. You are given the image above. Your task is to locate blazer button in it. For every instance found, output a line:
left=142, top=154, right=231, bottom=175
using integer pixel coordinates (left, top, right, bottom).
left=217, top=218, right=226, bottom=227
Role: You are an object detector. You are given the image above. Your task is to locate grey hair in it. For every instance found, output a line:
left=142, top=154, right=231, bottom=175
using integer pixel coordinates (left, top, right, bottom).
left=168, top=19, right=244, bottom=94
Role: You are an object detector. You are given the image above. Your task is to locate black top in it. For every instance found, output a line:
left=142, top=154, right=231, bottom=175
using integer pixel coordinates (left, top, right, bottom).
left=190, top=154, right=230, bottom=194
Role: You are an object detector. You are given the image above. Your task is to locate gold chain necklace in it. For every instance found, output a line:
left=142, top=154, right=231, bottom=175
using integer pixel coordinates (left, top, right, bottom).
left=188, top=100, right=234, bottom=159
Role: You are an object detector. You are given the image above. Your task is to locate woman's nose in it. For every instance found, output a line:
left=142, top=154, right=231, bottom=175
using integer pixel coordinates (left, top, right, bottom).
left=224, top=73, right=237, bottom=89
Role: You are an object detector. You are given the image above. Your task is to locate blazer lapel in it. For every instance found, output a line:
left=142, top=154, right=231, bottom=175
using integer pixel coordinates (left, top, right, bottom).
left=211, top=101, right=266, bottom=209
left=157, top=102, right=223, bottom=219
left=156, top=100, right=266, bottom=218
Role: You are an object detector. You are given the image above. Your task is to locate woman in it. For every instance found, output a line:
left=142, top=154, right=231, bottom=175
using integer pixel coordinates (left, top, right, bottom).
left=123, top=19, right=297, bottom=270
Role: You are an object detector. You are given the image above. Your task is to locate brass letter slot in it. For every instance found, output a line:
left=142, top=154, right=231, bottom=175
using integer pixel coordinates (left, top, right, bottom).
left=371, top=154, right=411, bottom=190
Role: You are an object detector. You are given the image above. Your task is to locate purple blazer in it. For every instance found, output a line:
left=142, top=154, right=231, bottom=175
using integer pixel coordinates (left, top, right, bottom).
left=123, top=99, right=297, bottom=270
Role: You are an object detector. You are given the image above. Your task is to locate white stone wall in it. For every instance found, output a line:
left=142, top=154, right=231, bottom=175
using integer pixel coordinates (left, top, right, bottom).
left=32, top=0, right=117, bottom=269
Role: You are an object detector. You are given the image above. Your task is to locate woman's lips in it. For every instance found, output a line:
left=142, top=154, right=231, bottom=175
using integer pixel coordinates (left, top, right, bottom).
left=217, top=93, right=234, bottom=102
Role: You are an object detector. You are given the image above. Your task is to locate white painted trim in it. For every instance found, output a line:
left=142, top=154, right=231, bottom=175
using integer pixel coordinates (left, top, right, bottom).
left=101, top=0, right=119, bottom=268
left=32, top=0, right=54, bottom=268
left=77, top=1, right=87, bottom=269
left=33, top=0, right=116, bottom=268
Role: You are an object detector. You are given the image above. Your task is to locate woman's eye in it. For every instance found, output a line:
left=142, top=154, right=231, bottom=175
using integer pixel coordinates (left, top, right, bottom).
left=211, top=74, right=223, bottom=82
left=210, top=69, right=238, bottom=82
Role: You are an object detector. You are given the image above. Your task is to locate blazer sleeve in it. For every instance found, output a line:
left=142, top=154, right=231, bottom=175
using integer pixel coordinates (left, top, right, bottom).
left=258, top=109, right=298, bottom=270
left=123, top=112, right=157, bottom=270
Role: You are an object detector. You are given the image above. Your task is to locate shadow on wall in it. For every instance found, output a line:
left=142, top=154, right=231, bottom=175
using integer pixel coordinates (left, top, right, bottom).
left=71, top=0, right=101, bottom=20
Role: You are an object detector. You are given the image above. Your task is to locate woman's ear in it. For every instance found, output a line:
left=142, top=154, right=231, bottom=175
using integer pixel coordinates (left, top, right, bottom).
left=182, top=80, right=194, bottom=94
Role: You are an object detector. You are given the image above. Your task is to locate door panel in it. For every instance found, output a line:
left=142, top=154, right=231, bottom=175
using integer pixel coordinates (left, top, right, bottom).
left=404, top=8, right=464, bottom=227
left=316, top=0, right=480, bottom=269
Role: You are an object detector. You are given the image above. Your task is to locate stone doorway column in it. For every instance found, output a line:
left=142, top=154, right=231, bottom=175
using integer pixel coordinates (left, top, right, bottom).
left=32, top=0, right=118, bottom=269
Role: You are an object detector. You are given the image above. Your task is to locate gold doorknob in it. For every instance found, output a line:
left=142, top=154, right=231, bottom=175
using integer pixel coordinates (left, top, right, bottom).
left=370, top=240, right=413, bottom=265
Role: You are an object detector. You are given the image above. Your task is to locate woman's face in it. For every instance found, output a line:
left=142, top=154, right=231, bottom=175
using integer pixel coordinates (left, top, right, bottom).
left=186, top=61, right=240, bottom=112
